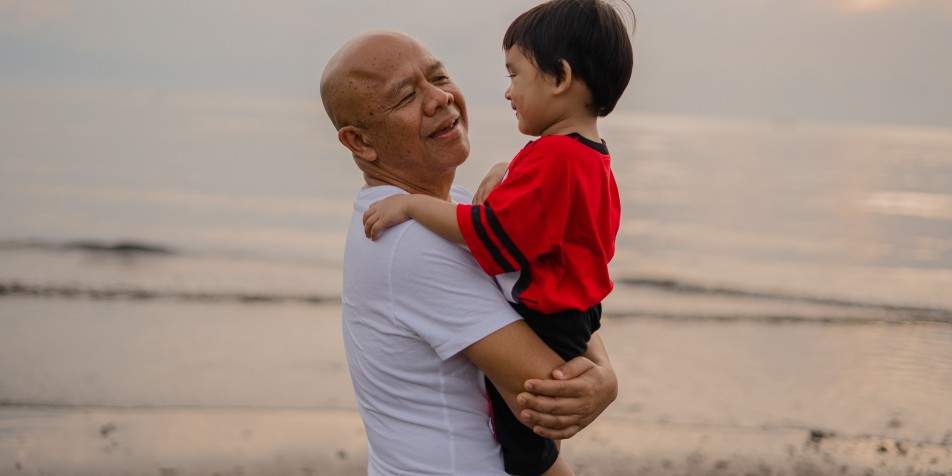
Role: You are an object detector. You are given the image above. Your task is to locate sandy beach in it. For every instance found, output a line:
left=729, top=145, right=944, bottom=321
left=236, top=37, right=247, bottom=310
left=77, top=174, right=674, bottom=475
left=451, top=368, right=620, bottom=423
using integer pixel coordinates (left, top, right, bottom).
left=2, top=1, right=951, bottom=473
left=2, top=296, right=950, bottom=475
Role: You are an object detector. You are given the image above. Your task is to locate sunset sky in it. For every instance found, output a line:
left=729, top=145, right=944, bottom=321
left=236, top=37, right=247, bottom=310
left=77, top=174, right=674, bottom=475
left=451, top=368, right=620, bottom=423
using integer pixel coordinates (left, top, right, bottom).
left=1, top=0, right=950, bottom=127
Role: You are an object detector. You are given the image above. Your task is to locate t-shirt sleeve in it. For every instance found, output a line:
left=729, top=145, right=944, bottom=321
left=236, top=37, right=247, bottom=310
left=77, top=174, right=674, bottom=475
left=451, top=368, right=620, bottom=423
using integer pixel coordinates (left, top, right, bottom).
left=457, top=147, right=572, bottom=276
left=390, top=223, right=521, bottom=360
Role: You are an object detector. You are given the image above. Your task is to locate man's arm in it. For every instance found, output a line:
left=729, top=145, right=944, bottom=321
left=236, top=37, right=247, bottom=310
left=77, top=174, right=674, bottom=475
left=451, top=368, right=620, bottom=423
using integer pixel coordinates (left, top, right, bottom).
left=462, top=320, right=564, bottom=430
left=462, top=325, right=617, bottom=439
left=516, top=333, right=617, bottom=439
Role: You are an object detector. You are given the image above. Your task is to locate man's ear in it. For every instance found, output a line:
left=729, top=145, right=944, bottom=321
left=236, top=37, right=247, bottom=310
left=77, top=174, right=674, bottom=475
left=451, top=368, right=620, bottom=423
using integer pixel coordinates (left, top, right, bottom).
left=338, top=125, right=377, bottom=163
left=552, top=59, right=574, bottom=96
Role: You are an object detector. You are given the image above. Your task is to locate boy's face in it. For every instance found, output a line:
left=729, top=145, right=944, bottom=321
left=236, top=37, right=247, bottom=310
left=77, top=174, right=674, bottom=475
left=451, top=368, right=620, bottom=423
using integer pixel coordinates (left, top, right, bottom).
left=504, top=47, right=560, bottom=137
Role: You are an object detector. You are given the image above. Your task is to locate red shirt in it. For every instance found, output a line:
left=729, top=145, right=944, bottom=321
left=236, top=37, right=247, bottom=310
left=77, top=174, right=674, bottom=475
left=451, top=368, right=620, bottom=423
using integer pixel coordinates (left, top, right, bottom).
left=457, top=134, right=620, bottom=313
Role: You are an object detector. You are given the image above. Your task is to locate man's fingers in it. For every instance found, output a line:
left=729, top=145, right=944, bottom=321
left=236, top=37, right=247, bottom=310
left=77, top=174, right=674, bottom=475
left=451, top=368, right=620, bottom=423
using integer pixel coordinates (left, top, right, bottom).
left=518, top=391, right=572, bottom=415
left=519, top=406, right=576, bottom=427
left=524, top=378, right=573, bottom=398
left=532, top=424, right=581, bottom=440
left=550, top=356, right=596, bottom=380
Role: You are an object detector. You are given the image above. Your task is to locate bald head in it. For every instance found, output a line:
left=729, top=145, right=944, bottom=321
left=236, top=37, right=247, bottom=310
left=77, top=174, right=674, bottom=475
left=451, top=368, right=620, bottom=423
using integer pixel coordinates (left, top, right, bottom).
left=320, top=30, right=422, bottom=130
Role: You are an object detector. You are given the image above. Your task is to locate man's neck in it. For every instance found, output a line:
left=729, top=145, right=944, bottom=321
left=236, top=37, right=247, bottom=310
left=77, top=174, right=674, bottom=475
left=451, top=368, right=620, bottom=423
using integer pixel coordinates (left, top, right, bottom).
left=363, top=174, right=453, bottom=201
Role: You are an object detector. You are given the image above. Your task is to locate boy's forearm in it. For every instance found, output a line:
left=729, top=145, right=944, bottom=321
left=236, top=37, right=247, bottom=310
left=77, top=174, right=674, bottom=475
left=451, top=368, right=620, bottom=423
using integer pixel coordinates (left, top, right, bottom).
left=407, top=195, right=465, bottom=243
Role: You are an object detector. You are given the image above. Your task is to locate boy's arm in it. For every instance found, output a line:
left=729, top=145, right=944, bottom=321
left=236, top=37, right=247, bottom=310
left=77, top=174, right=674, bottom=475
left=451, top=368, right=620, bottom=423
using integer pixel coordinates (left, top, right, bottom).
left=515, top=333, right=617, bottom=439
left=473, top=161, right=510, bottom=205
left=363, top=194, right=464, bottom=243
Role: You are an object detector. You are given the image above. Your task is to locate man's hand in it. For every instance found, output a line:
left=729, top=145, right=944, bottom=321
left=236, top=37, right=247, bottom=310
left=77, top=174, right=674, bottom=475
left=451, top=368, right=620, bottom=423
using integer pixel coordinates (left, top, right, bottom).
left=363, top=195, right=412, bottom=240
left=472, top=162, right=510, bottom=205
left=515, top=353, right=617, bottom=440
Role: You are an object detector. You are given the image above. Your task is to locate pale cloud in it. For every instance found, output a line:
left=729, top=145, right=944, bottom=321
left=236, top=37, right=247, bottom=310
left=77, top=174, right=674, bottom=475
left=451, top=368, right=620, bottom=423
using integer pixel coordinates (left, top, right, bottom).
left=839, top=0, right=911, bottom=12
left=836, top=0, right=952, bottom=13
left=0, top=0, right=74, bottom=30
left=861, top=191, right=952, bottom=221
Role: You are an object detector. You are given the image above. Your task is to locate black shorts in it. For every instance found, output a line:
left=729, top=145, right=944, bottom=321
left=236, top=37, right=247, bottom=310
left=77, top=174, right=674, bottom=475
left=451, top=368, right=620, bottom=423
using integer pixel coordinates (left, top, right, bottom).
left=486, top=302, right=602, bottom=475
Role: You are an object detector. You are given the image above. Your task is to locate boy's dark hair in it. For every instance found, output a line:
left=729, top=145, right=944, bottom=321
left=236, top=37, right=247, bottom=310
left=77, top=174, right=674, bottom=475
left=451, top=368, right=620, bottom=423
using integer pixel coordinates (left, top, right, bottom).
left=503, top=0, right=634, bottom=117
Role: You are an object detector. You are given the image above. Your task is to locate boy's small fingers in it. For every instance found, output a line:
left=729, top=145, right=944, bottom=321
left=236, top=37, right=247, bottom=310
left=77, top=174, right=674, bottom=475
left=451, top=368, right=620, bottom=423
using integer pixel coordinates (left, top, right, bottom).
left=364, top=216, right=375, bottom=239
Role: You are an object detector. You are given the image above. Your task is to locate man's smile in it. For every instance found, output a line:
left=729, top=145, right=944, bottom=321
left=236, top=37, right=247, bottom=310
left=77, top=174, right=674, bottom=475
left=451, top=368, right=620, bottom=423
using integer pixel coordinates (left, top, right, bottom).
left=428, top=116, right=461, bottom=139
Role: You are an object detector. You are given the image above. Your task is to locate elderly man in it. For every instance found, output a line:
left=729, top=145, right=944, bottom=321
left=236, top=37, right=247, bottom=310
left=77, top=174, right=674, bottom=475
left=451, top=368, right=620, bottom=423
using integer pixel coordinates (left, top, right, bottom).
left=320, top=30, right=617, bottom=475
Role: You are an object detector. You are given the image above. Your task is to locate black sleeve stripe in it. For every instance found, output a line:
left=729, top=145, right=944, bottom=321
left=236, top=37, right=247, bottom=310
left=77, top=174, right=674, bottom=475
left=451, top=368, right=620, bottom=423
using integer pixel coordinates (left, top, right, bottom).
left=483, top=206, right=529, bottom=268
left=471, top=205, right=516, bottom=272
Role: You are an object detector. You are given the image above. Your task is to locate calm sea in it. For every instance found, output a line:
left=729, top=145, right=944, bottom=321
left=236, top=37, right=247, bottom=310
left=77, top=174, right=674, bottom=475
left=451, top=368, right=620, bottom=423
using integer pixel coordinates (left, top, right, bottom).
left=1, top=92, right=951, bottom=445
left=1, top=90, right=950, bottom=319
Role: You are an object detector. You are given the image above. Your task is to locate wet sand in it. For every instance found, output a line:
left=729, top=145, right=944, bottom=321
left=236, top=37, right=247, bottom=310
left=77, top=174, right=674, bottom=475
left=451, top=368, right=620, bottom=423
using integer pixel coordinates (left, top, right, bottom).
left=1, top=297, right=951, bottom=475
left=2, top=406, right=951, bottom=476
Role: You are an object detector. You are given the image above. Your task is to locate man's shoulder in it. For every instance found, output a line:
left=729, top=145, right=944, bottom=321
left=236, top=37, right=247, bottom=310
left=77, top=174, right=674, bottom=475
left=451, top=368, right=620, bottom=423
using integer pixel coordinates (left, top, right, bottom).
left=392, top=221, right=474, bottom=271
left=354, top=185, right=406, bottom=209
left=450, top=184, right=473, bottom=204
left=355, top=184, right=472, bottom=206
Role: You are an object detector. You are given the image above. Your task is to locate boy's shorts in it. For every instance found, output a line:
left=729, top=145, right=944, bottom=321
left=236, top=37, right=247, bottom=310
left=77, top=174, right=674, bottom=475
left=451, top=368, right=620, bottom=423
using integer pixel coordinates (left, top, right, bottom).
left=487, top=302, right=602, bottom=475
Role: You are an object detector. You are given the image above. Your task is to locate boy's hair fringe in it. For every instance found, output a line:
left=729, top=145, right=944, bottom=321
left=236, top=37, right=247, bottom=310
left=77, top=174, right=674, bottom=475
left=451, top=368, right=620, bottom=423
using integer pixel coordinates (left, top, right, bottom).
left=503, top=0, right=635, bottom=117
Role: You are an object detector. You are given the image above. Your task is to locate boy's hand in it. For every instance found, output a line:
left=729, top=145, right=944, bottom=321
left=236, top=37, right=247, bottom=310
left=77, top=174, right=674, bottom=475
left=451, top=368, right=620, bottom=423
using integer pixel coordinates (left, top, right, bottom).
left=363, top=195, right=413, bottom=240
left=472, top=162, right=510, bottom=205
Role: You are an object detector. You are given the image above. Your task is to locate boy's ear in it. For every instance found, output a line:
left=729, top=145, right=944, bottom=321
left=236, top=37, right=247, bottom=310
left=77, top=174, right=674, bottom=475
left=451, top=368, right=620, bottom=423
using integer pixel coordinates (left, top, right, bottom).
left=552, top=59, right=574, bottom=96
left=338, top=125, right=378, bottom=163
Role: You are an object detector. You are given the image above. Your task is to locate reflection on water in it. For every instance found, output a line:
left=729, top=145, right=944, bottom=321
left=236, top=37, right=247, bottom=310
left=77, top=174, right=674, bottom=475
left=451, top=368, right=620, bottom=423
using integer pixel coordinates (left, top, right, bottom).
left=2, top=110, right=951, bottom=309
left=601, top=115, right=952, bottom=309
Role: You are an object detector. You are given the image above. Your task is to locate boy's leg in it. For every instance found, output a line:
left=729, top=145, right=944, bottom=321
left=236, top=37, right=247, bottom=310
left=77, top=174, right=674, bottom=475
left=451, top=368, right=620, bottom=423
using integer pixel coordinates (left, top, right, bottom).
left=541, top=455, right=574, bottom=476
left=490, top=303, right=601, bottom=475
left=487, top=376, right=560, bottom=475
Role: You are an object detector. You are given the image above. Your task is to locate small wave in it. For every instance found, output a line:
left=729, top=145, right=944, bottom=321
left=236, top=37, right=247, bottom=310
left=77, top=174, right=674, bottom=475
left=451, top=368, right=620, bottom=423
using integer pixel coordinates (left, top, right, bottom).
left=4, top=275, right=950, bottom=325
left=615, top=277, right=952, bottom=324
left=0, top=282, right=337, bottom=305
left=0, top=239, right=176, bottom=255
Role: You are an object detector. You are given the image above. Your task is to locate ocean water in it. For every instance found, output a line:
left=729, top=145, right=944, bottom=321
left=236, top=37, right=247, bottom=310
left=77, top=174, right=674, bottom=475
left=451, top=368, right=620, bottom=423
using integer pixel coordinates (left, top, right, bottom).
left=1, top=92, right=950, bottom=318
left=1, top=91, right=952, bottom=448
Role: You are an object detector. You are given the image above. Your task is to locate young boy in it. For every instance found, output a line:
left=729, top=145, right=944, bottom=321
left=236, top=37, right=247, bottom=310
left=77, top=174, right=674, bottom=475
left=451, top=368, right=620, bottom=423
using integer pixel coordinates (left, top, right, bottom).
left=362, top=1, right=633, bottom=474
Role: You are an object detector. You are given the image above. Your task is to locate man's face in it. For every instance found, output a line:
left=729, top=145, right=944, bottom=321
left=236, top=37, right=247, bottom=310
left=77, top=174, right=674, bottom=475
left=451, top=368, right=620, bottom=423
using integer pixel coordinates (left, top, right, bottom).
left=356, top=36, right=470, bottom=185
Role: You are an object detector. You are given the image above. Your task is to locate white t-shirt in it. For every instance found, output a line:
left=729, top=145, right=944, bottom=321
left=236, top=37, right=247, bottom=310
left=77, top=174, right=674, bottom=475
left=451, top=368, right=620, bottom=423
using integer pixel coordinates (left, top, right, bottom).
left=342, top=185, right=521, bottom=475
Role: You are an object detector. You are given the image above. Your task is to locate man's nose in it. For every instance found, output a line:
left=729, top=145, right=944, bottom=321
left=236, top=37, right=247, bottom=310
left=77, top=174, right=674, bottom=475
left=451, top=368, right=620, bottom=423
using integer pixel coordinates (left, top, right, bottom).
left=424, top=84, right=454, bottom=116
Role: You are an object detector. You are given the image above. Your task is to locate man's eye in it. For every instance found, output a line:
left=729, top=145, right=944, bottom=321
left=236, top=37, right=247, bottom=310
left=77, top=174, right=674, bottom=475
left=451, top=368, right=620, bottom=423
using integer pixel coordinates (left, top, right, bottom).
left=432, top=75, right=450, bottom=83
left=399, top=92, right=415, bottom=105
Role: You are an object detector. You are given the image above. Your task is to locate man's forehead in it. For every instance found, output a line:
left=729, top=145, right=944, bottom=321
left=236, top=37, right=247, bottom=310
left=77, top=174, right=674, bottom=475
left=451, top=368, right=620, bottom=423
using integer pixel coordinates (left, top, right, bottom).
left=321, top=32, right=451, bottom=122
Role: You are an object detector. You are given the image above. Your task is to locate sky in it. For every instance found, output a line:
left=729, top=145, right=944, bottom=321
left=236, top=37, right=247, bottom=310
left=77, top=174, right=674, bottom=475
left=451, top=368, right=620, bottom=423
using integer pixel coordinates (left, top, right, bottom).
left=1, top=0, right=951, bottom=127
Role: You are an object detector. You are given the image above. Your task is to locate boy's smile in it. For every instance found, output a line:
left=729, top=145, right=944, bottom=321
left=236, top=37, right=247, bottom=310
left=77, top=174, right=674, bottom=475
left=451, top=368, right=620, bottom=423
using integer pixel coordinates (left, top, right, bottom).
left=505, top=47, right=561, bottom=137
